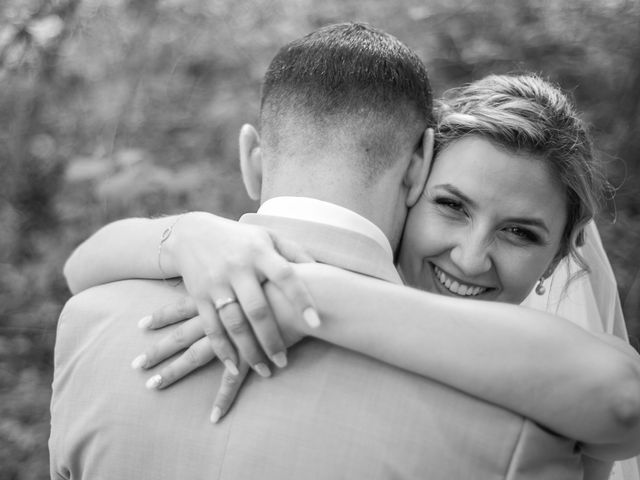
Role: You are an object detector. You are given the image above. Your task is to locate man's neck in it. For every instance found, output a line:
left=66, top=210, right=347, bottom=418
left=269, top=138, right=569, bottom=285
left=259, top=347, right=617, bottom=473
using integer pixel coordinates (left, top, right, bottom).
left=261, top=169, right=405, bottom=250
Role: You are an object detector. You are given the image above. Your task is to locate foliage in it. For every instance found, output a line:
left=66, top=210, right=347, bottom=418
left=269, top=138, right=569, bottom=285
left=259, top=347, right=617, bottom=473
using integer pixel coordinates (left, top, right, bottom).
left=1, top=0, right=639, bottom=477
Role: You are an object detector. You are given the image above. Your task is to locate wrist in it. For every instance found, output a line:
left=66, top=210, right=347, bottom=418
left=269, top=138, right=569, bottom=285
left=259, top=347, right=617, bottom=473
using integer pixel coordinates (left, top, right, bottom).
left=159, top=213, right=191, bottom=276
left=164, top=211, right=230, bottom=276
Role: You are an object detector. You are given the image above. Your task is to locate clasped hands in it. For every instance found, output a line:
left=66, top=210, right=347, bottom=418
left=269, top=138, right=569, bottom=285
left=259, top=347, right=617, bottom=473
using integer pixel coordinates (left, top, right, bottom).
left=130, top=212, right=320, bottom=423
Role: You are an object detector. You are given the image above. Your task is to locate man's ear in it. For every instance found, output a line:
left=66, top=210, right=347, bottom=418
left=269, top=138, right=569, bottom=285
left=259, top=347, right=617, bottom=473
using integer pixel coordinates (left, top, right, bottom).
left=239, top=123, right=262, bottom=201
left=404, top=128, right=434, bottom=208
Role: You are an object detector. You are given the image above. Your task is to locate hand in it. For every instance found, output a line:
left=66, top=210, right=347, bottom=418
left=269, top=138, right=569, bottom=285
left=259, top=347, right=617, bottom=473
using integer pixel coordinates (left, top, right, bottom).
left=133, top=305, right=253, bottom=423
left=133, top=284, right=309, bottom=386
left=133, top=299, right=249, bottom=423
left=164, top=212, right=320, bottom=375
left=132, top=284, right=308, bottom=423
left=132, top=299, right=213, bottom=389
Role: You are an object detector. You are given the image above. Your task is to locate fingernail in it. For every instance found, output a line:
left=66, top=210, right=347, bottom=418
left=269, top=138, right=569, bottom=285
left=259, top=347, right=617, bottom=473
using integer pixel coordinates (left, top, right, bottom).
left=271, top=351, right=287, bottom=368
left=131, top=354, right=147, bottom=369
left=303, top=307, right=321, bottom=328
left=254, top=363, right=271, bottom=378
left=138, top=315, right=152, bottom=329
left=145, top=374, right=162, bottom=389
left=210, top=406, right=222, bottom=424
left=224, top=359, right=239, bottom=376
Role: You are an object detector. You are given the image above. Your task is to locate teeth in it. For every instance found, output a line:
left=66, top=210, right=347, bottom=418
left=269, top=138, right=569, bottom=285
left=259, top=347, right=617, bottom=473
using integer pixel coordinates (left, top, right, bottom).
left=433, top=266, right=487, bottom=297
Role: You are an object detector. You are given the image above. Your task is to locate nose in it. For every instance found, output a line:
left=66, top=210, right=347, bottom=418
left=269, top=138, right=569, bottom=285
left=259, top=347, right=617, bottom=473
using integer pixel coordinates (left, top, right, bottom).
left=450, top=230, right=492, bottom=277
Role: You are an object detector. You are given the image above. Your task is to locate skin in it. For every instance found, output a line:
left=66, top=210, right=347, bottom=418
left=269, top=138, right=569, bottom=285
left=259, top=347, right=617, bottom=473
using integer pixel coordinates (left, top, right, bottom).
left=399, top=135, right=567, bottom=304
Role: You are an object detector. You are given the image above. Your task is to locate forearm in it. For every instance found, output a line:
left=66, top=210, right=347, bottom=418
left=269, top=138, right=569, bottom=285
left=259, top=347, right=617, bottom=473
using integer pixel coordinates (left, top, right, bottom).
left=294, top=264, right=640, bottom=453
left=64, top=216, right=182, bottom=293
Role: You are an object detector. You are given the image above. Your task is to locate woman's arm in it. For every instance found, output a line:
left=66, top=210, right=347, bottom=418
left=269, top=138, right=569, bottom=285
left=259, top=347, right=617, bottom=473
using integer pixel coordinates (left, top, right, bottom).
left=287, top=263, right=640, bottom=459
left=136, top=261, right=640, bottom=458
left=64, top=216, right=180, bottom=294
left=65, top=211, right=319, bottom=376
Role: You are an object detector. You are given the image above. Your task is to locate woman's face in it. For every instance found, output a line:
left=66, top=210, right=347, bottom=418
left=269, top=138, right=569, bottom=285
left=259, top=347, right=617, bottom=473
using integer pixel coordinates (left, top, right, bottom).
left=399, top=135, right=567, bottom=304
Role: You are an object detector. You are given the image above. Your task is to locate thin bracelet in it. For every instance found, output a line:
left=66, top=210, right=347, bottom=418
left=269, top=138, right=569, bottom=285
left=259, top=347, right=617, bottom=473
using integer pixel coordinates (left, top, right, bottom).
left=157, top=214, right=185, bottom=287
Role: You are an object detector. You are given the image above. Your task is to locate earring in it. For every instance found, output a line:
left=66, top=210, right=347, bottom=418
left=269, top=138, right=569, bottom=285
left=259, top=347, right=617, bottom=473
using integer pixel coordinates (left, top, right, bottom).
left=535, top=277, right=546, bottom=296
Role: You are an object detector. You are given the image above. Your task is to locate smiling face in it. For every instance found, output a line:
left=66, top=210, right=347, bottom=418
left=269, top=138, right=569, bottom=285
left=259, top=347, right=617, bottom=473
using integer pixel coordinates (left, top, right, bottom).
left=398, top=135, right=568, bottom=304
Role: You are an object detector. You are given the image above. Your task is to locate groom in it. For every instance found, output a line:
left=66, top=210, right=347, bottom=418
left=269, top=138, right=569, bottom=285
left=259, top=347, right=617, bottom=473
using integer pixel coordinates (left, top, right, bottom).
left=50, top=23, right=582, bottom=479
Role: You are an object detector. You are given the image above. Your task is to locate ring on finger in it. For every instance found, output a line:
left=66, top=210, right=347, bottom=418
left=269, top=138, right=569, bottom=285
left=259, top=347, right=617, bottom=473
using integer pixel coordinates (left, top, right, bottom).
left=214, top=296, right=238, bottom=312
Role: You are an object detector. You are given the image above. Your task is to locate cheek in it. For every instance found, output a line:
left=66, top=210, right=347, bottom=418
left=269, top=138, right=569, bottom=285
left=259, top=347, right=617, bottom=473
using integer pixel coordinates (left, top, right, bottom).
left=399, top=211, right=448, bottom=276
left=496, top=251, right=556, bottom=304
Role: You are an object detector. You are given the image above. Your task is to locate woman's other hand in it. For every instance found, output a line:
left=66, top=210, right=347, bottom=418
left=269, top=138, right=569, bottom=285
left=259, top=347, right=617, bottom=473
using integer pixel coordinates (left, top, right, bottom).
left=132, top=283, right=309, bottom=423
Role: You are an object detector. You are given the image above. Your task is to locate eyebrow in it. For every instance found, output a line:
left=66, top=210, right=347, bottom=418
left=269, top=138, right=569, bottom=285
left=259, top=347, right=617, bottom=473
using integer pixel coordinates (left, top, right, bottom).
left=434, top=184, right=550, bottom=234
left=434, top=184, right=477, bottom=208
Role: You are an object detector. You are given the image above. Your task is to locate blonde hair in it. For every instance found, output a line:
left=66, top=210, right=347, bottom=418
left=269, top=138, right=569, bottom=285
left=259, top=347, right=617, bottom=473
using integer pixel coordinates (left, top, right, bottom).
left=435, top=73, right=607, bottom=271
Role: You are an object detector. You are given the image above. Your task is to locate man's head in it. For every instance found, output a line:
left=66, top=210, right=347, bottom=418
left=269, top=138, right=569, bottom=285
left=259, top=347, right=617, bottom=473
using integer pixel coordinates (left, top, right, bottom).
left=240, top=23, right=434, bottom=249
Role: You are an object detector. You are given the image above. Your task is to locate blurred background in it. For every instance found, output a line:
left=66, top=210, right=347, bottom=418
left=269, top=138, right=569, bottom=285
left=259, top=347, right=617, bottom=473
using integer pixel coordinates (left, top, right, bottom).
left=1, top=0, right=639, bottom=477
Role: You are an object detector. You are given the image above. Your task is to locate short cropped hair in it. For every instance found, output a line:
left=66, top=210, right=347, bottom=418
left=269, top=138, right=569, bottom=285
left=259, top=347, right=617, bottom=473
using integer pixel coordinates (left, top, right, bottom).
left=260, top=22, right=433, bottom=182
left=435, top=73, right=607, bottom=271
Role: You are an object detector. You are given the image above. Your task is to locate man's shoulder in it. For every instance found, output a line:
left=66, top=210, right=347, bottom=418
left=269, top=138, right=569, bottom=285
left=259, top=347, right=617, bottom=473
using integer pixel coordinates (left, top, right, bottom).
left=61, top=279, right=185, bottom=320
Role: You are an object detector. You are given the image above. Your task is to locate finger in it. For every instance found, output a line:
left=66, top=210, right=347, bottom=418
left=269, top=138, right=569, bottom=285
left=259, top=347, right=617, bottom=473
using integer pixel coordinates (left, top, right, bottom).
left=255, top=253, right=320, bottom=329
left=131, top=316, right=205, bottom=370
left=214, top=291, right=271, bottom=378
left=270, top=234, right=315, bottom=263
left=139, top=296, right=198, bottom=330
left=232, top=273, right=287, bottom=368
left=198, top=300, right=239, bottom=375
left=145, top=337, right=216, bottom=390
left=210, top=362, right=251, bottom=423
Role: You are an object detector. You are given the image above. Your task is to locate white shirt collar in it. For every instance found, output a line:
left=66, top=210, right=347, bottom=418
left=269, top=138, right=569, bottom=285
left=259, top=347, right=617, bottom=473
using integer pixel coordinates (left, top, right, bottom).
left=257, top=196, right=393, bottom=259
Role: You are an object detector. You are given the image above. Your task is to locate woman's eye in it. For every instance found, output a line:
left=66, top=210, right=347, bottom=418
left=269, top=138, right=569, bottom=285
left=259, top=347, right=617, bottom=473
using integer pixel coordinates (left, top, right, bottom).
left=434, top=197, right=464, bottom=213
left=504, top=226, right=539, bottom=244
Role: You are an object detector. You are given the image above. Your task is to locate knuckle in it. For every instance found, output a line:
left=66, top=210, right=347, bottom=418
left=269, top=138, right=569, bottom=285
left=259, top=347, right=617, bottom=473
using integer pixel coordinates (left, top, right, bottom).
left=170, top=326, right=187, bottom=348
left=175, top=296, right=191, bottom=317
left=201, top=268, right=218, bottom=285
left=245, top=303, right=271, bottom=323
left=202, top=320, right=220, bottom=337
left=225, top=253, right=249, bottom=271
left=183, top=345, right=201, bottom=368
left=272, top=263, right=294, bottom=283
left=225, top=316, right=249, bottom=336
left=222, top=372, right=239, bottom=387
left=252, top=237, right=271, bottom=254
left=208, top=336, right=230, bottom=356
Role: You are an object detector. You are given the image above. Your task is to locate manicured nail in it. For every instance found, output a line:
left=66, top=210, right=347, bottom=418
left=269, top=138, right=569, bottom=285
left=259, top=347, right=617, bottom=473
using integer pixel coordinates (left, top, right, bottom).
left=145, top=374, right=162, bottom=389
left=224, top=359, right=239, bottom=376
left=254, top=363, right=271, bottom=378
left=271, top=351, right=287, bottom=368
left=210, top=406, right=222, bottom=424
left=303, top=307, right=321, bottom=328
left=138, top=315, right=152, bottom=329
left=131, top=354, right=147, bottom=369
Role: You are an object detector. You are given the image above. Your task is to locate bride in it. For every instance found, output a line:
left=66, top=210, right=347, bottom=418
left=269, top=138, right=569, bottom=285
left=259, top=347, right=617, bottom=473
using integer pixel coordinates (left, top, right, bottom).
left=64, top=73, right=640, bottom=479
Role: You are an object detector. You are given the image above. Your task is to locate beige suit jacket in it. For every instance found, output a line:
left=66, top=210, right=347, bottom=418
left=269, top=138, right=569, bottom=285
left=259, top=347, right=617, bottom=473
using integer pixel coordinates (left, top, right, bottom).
left=50, top=215, right=583, bottom=479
